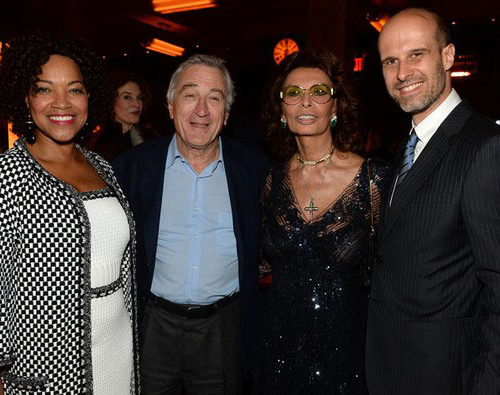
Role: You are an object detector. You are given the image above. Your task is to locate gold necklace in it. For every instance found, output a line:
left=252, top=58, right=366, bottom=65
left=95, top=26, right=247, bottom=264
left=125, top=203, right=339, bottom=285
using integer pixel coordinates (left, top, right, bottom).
left=296, top=146, right=335, bottom=166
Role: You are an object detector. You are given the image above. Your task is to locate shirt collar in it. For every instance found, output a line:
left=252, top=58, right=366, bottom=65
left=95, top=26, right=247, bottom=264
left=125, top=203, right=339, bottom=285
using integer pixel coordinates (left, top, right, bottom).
left=166, top=134, right=224, bottom=173
left=412, top=88, right=462, bottom=144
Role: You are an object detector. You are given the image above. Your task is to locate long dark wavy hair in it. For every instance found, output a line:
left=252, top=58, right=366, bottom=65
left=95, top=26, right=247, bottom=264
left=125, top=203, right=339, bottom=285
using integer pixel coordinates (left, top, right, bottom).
left=107, top=71, right=152, bottom=121
left=0, top=31, right=109, bottom=143
left=262, top=48, right=364, bottom=160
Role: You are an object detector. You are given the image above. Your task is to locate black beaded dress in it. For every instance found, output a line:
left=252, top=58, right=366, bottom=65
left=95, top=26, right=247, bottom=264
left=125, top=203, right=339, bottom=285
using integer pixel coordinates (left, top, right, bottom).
left=254, top=159, right=389, bottom=394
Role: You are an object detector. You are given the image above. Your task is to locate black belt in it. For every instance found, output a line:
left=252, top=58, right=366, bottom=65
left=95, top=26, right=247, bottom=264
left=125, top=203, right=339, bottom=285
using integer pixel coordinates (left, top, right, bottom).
left=149, top=293, right=239, bottom=319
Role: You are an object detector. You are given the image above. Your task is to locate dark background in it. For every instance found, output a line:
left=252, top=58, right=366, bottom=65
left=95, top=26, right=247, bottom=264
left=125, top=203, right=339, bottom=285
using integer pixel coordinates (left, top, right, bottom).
left=0, top=0, right=499, bottom=156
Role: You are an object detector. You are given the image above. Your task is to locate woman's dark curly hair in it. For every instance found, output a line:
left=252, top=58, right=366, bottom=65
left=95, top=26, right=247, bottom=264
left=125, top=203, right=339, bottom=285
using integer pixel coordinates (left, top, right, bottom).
left=262, top=48, right=364, bottom=160
left=0, top=31, right=109, bottom=143
left=107, top=71, right=152, bottom=121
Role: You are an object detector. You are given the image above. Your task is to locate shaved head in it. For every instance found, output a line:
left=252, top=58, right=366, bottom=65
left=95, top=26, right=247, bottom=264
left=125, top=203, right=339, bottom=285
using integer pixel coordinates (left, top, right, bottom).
left=380, top=8, right=451, bottom=50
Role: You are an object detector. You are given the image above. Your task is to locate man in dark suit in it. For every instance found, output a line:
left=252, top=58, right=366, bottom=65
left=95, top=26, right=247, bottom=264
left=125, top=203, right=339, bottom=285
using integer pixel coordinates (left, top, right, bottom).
left=366, top=8, right=500, bottom=395
left=113, top=54, right=268, bottom=394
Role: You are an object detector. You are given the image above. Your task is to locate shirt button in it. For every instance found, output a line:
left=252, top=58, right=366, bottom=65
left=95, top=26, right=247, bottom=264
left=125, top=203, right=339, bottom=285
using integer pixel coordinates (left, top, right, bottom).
left=192, top=264, right=196, bottom=270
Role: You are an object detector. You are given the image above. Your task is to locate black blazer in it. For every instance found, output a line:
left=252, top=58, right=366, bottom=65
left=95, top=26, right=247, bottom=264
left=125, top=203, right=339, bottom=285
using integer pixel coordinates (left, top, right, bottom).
left=366, top=102, right=500, bottom=395
left=112, top=134, right=269, bottom=376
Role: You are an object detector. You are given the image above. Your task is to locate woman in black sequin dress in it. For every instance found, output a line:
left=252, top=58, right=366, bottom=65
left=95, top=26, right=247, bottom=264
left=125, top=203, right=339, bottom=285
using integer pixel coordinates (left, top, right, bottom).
left=254, top=49, right=389, bottom=394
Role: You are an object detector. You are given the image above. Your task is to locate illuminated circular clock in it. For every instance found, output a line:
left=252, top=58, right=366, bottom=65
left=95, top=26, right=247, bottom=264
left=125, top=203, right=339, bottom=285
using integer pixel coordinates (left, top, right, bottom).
left=273, top=38, right=299, bottom=65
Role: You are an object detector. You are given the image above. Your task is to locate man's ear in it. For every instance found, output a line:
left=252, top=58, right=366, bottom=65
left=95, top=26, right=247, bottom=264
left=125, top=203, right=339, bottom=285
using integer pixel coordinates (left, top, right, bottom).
left=224, top=111, right=229, bottom=126
left=442, top=43, right=455, bottom=72
left=167, top=102, right=174, bottom=119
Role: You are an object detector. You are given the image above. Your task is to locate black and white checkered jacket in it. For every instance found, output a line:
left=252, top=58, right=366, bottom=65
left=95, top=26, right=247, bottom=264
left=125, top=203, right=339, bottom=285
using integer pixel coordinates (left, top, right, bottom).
left=0, top=140, right=140, bottom=394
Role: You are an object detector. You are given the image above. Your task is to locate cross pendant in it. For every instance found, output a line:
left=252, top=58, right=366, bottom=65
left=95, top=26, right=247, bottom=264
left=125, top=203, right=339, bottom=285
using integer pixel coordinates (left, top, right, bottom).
left=304, top=197, right=318, bottom=221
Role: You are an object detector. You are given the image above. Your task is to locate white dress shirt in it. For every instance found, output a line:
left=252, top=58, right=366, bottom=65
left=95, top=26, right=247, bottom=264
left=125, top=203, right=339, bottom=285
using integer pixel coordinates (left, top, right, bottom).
left=152, top=135, right=239, bottom=305
left=389, top=89, right=462, bottom=206
left=412, top=88, right=462, bottom=162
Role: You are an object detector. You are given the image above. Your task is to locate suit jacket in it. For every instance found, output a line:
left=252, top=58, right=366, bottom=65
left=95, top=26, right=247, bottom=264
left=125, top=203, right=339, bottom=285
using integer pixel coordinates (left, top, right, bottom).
left=0, top=140, right=140, bottom=394
left=112, top=134, right=269, bottom=376
left=366, top=102, right=500, bottom=395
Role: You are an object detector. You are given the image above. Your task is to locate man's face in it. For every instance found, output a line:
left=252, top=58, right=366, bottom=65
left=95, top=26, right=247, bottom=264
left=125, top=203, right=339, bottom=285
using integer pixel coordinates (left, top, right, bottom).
left=378, top=11, right=454, bottom=124
left=168, top=64, right=229, bottom=155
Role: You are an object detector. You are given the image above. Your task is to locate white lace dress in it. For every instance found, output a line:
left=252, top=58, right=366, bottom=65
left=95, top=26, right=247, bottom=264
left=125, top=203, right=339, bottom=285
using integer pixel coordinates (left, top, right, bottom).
left=82, top=189, right=133, bottom=394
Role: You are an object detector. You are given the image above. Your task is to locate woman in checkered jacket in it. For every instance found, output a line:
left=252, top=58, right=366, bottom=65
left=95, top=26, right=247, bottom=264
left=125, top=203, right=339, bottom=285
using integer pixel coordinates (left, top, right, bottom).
left=0, top=32, right=140, bottom=394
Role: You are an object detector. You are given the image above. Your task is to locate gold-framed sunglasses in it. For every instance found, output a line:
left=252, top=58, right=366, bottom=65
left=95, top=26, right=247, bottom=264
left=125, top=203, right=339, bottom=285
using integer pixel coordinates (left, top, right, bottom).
left=280, top=84, right=335, bottom=105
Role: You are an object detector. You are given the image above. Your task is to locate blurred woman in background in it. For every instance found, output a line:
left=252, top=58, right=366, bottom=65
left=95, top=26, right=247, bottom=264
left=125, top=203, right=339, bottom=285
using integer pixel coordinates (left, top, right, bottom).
left=89, top=71, right=156, bottom=160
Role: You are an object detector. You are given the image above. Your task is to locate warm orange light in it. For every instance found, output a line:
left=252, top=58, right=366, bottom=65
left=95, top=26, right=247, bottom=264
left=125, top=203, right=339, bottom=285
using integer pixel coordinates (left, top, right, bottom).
left=453, top=54, right=477, bottom=78
left=273, top=38, right=299, bottom=65
left=354, top=57, right=364, bottom=72
left=451, top=71, right=471, bottom=78
left=134, top=14, right=194, bottom=35
left=8, top=122, right=18, bottom=149
left=369, top=15, right=389, bottom=32
left=145, top=38, right=185, bottom=57
left=152, top=0, right=217, bottom=14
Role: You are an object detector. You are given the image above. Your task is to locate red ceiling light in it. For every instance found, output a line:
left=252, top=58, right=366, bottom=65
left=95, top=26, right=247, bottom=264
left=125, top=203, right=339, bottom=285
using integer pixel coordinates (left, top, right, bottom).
left=152, top=0, right=217, bottom=14
left=135, top=14, right=194, bottom=35
left=145, top=38, right=185, bottom=56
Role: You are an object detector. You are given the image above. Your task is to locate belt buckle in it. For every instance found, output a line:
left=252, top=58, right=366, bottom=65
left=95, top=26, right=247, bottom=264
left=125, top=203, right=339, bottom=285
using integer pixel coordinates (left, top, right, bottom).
left=186, top=304, right=208, bottom=319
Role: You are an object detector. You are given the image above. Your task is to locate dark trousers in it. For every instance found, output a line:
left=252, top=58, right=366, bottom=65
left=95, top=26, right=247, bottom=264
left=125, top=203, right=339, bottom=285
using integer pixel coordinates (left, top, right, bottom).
left=140, top=297, right=243, bottom=395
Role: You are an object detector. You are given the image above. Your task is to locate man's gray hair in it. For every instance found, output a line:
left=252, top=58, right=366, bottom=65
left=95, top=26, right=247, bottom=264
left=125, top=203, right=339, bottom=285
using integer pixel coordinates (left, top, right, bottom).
left=166, top=54, right=235, bottom=111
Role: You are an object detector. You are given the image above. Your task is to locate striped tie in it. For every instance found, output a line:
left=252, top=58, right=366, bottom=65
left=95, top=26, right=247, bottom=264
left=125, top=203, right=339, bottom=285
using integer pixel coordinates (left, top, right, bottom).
left=396, top=130, right=418, bottom=188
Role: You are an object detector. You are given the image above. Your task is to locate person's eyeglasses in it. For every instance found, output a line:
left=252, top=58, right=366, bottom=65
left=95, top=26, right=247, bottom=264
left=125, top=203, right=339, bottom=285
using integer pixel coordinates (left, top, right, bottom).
left=280, top=84, right=335, bottom=105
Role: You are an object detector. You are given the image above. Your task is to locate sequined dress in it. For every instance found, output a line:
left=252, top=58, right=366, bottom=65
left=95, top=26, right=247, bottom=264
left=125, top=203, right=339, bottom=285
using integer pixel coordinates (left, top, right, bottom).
left=255, top=159, right=389, bottom=394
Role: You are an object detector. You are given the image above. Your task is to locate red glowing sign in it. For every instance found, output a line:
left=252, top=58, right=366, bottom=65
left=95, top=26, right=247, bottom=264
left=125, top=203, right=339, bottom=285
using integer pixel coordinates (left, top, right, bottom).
left=354, top=57, right=364, bottom=72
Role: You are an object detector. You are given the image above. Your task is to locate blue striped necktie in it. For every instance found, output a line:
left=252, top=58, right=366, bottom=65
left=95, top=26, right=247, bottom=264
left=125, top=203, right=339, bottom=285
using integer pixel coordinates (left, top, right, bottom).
left=396, top=129, right=418, bottom=187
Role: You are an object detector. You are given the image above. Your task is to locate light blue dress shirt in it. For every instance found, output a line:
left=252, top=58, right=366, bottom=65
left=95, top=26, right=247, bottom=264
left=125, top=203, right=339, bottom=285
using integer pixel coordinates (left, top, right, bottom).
left=151, top=135, right=239, bottom=305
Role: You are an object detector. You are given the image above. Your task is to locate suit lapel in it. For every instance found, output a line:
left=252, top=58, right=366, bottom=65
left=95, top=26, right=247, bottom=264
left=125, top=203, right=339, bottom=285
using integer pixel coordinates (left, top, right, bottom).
left=382, top=145, right=404, bottom=225
left=380, top=102, right=473, bottom=244
left=141, top=135, right=172, bottom=268
left=380, top=129, right=450, bottom=243
left=222, top=138, right=248, bottom=265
